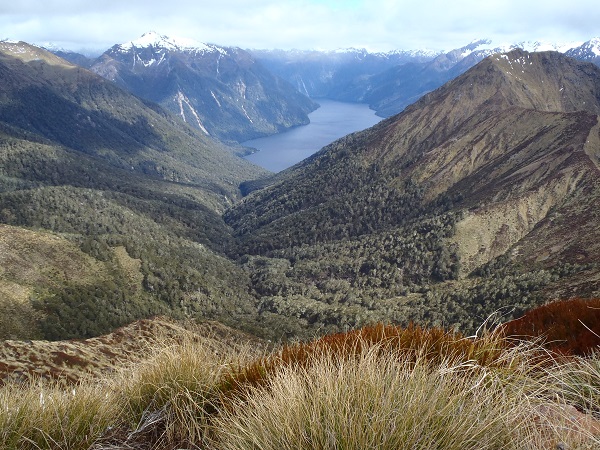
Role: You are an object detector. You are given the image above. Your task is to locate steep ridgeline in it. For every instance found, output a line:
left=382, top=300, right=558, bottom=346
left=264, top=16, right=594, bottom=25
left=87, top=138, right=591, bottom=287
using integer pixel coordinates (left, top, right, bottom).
left=255, top=39, right=600, bottom=120
left=89, top=32, right=318, bottom=143
left=358, top=39, right=591, bottom=117
left=0, top=41, right=269, bottom=341
left=566, top=38, right=600, bottom=67
left=225, top=50, right=600, bottom=339
left=358, top=39, right=511, bottom=116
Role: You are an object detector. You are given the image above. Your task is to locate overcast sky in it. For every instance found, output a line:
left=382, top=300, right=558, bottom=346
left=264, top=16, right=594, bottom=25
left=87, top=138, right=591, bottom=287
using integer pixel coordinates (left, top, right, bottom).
left=1, top=0, right=598, bottom=55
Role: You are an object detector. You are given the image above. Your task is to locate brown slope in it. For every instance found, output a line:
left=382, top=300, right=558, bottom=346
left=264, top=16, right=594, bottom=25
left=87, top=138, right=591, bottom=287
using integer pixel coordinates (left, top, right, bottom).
left=228, top=50, right=600, bottom=241
left=355, top=50, right=600, bottom=171
left=361, top=51, right=600, bottom=274
left=0, top=316, right=267, bottom=385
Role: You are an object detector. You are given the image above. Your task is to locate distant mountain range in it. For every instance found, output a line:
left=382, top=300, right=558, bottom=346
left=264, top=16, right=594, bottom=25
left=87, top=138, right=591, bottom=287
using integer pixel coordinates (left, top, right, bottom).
left=250, top=38, right=600, bottom=117
left=46, top=34, right=600, bottom=140
left=53, top=32, right=318, bottom=143
left=249, top=47, right=437, bottom=99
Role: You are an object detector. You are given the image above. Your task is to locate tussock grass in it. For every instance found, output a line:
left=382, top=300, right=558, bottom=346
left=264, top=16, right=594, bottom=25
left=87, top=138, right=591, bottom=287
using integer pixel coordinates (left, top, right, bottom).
left=0, top=379, right=121, bottom=450
left=0, top=331, right=256, bottom=449
left=546, top=353, right=600, bottom=418
left=110, top=334, right=252, bottom=448
left=1, top=323, right=599, bottom=449
left=212, top=337, right=556, bottom=449
left=220, top=323, right=514, bottom=396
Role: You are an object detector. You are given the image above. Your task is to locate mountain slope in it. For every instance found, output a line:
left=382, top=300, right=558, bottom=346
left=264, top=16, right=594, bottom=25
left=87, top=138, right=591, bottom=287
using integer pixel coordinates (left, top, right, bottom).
left=258, top=39, right=599, bottom=120
left=251, top=47, right=438, bottom=100
left=89, top=32, right=318, bottom=142
left=0, top=316, right=266, bottom=385
left=359, top=39, right=594, bottom=117
left=0, top=41, right=266, bottom=198
left=0, top=41, right=270, bottom=340
left=225, top=50, right=600, bottom=337
left=566, top=38, right=600, bottom=67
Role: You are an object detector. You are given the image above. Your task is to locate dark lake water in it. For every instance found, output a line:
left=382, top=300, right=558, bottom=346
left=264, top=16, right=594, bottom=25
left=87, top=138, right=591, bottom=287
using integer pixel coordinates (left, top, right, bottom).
left=243, top=99, right=383, bottom=172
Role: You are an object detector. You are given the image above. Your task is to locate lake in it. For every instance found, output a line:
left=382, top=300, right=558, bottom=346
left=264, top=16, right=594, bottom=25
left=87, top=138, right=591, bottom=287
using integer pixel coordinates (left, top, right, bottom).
left=243, top=99, right=383, bottom=172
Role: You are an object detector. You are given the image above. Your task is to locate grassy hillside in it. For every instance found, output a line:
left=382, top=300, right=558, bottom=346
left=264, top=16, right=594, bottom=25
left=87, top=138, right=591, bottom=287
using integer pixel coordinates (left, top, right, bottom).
left=1, top=322, right=599, bottom=449
left=0, top=316, right=267, bottom=385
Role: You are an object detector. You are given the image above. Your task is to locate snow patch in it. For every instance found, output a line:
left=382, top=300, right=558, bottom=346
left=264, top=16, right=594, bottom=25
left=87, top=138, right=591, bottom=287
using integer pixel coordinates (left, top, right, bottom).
left=240, top=104, right=253, bottom=123
left=210, top=91, right=221, bottom=107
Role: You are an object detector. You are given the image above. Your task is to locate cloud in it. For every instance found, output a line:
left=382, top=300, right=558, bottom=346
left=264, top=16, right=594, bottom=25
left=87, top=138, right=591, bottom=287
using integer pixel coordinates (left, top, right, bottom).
left=0, top=0, right=598, bottom=53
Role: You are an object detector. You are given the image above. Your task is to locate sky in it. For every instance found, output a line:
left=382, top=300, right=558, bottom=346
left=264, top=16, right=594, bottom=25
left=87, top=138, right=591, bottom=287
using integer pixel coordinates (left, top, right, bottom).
left=1, top=0, right=598, bottom=55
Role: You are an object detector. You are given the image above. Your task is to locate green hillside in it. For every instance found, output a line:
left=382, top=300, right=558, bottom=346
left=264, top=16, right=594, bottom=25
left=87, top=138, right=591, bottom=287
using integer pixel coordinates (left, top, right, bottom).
left=0, top=43, right=269, bottom=340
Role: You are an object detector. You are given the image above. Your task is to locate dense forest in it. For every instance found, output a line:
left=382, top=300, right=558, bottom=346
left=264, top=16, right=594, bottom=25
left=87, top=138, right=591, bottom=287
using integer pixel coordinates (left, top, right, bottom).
left=1, top=44, right=600, bottom=342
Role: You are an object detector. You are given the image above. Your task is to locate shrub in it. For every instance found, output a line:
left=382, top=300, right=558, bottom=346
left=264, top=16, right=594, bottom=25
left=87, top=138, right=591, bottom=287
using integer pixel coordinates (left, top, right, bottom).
left=219, top=323, right=508, bottom=395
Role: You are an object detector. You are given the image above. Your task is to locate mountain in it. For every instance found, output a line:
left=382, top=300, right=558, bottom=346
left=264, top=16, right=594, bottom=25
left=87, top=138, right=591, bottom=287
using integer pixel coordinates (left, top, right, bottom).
left=345, top=39, right=589, bottom=117
left=566, top=37, right=600, bottom=66
left=354, top=39, right=504, bottom=116
left=0, top=41, right=270, bottom=341
left=255, top=39, right=599, bottom=119
left=250, top=47, right=438, bottom=100
left=0, top=40, right=265, bottom=192
left=225, top=50, right=600, bottom=337
left=49, top=49, right=95, bottom=68
left=88, top=32, right=318, bottom=142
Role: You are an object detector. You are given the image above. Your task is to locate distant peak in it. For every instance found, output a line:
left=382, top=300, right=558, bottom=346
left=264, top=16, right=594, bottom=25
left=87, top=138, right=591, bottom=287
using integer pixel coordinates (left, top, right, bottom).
left=579, top=37, right=600, bottom=56
left=116, top=32, right=225, bottom=54
left=511, top=39, right=582, bottom=53
left=466, top=38, right=493, bottom=48
left=0, top=40, right=73, bottom=66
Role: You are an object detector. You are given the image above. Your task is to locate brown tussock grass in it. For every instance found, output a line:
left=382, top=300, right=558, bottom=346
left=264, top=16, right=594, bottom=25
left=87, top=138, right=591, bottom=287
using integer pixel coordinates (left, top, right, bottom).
left=219, top=323, right=512, bottom=397
left=1, top=321, right=599, bottom=449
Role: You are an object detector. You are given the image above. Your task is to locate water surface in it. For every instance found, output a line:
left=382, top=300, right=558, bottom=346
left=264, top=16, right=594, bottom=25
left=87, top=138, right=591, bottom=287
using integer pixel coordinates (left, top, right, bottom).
left=243, top=99, right=382, bottom=172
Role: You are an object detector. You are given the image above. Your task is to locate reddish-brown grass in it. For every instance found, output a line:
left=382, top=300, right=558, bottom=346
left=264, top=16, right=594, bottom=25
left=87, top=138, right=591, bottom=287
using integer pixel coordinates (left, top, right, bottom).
left=219, top=323, right=508, bottom=396
left=500, top=298, right=600, bottom=356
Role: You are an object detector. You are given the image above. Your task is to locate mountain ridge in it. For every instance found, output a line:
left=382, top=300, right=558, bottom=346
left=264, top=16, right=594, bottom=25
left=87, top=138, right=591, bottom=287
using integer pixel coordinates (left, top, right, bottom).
left=224, top=49, right=600, bottom=336
left=88, top=32, right=318, bottom=143
left=0, top=43, right=270, bottom=341
left=251, top=38, right=600, bottom=118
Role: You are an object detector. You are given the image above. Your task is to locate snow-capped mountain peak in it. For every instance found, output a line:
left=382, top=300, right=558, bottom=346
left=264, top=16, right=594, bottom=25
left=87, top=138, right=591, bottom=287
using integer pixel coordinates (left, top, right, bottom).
left=577, top=37, right=600, bottom=56
left=565, top=37, right=600, bottom=61
left=588, top=37, right=600, bottom=56
left=511, top=39, right=583, bottom=53
left=449, top=39, right=509, bottom=59
left=116, top=31, right=226, bottom=55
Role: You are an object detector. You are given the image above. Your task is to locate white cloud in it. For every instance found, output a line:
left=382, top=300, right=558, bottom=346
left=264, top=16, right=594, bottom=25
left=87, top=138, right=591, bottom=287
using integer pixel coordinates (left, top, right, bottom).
left=0, top=0, right=598, bottom=53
